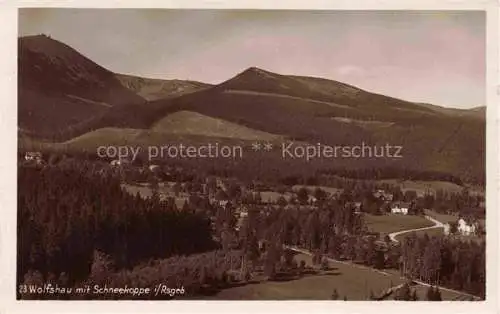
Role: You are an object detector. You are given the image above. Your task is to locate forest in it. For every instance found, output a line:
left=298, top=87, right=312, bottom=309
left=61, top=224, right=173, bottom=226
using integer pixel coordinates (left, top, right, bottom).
left=17, top=163, right=216, bottom=298
left=17, top=158, right=485, bottom=300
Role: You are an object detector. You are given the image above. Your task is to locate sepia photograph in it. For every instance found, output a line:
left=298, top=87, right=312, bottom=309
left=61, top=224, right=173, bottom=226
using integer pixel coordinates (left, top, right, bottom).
left=15, top=8, right=488, bottom=302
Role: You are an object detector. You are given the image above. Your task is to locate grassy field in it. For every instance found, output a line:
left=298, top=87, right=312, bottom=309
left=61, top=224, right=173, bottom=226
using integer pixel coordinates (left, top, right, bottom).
left=151, top=110, right=283, bottom=141
left=425, top=209, right=486, bottom=226
left=363, top=214, right=434, bottom=235
left=212, top=252, right=402, bottom=300
left=259, top=191, right=294, bottom=203
left=394, top=228, right=444, bottom=242
left=121, top=183, right=188, bottom=209
left=377, top=179, right=464, bottom=197
left=211, top=252, right=471, bottom=300
left=291, top=185, right=343, bottom=196
left=424, top=209, right=460, bottom=224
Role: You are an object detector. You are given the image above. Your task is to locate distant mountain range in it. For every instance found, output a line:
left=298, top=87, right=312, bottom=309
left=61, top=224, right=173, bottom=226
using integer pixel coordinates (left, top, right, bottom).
left=115, top=73, right=212, bottom=101
left=18, top=34, right=485, bottom=182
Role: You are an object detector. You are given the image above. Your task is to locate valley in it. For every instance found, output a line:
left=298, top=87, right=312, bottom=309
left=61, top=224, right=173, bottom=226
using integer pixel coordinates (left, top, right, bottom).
left=16, top=32, right=486, bottom=301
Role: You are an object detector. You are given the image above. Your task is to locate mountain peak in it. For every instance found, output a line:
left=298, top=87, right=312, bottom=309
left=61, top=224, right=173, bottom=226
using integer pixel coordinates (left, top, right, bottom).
left=240, top=66, right=276, bottom=76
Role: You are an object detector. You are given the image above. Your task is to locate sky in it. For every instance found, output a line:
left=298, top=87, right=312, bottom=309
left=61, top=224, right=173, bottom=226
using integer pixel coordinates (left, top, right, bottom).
left=19, top=9, right=485, bottom=109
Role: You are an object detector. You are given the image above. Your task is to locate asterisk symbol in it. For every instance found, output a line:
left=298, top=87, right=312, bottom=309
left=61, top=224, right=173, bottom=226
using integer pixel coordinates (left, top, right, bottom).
left=263, top=143, right=273, bottom=151
left=251, top=142, right=262, bottom=151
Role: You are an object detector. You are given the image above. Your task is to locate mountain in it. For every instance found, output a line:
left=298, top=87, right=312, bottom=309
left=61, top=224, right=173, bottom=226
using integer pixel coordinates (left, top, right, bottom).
left=215, top=67, right=439, bottom=120
left=18, top=34, right=145, bottom=138
left=115, top=73, right=211, bottom=100
left=41, top=66, right=483, bottom=182
left=17, top=37, right=485, bottom=182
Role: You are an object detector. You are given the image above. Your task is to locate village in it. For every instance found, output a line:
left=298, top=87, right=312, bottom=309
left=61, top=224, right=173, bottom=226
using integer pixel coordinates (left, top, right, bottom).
left=15, top=8, right=487, bottom=303
left=20, top=150, right=486, bottom=301
left=23, top=151, right=484, bottom=240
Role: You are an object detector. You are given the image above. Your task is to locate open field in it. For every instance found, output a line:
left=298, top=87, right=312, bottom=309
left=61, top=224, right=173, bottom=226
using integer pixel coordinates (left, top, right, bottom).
left=152, top=110, right=284, bottom=141
left=212, top=252, right=472, bottom=300
left=259, top=191, right=294, bottom=203
left=394, top=228, right=444, bottom=242
left=376, top=180, right=464, bottom=196
left=291, top=185, right=343, bottom=196
left=121, top=183, right=188, bottom=209
left=425, top=209, right=486, bottom=226
left=363, top=214, right=434, bottom=235
left=424, top=209, right=461, bottom=224
left=212, top=252, right=402, bottom=300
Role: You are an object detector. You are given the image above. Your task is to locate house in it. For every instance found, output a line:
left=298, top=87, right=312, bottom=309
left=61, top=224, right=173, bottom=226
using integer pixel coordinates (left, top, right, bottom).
left=391, top=202, right=409, bottom=215
left=373, top=189, right=394, bottom=202
left=235, top=211, right=249, bottom=231
left=25, top=152, right=43, bottom=164
left=308, top=195, right=318, bottom=205
left=110, top=157, right=132, bottom=167
left=218, top=200, right=229, bottom=208
left=352, top=202, right=363, bottom=213
left=373, top=189, right=384, bottom=199
left=110, top=159, right=121, bottom=167
left=457, top=218, right=477, bottom=236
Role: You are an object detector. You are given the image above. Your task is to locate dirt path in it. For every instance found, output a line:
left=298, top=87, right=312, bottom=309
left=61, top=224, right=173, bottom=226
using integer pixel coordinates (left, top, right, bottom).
left=287, top=214, right=481, bottom=300
left=388, top=215, right=445, bottom=243
left=386, top=215, right=479, bottom=300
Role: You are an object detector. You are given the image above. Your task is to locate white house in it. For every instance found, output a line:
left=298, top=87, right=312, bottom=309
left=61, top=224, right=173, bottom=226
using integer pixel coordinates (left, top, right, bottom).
left=218, top=200, right=229, bottom=208
left=373, top=190, right=394, bottom=202
left=391, top=203, right=409, bottom=215
left=352, top=202, right=363, bottom=213
left=25, top=151, right=43, bottom=164
left=235, top=211, right=249, bottom=231
left=308, top=195, right=318, bottom=205
left=110, top=159, right=121, bottom=167
left=457, top=218, right=476, bottom=236
left=110, top=157, right=133, bottom=167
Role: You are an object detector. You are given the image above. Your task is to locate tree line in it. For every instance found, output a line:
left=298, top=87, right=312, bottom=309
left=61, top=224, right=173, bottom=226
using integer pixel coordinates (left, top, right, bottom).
left=400, top=233, right=485, bottom=298
left=18, top=163, right=216, bottom=299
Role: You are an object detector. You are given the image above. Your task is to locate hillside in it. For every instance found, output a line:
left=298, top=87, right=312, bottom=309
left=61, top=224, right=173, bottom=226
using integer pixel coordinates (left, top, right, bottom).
left=17, top=36, right=485, bottom=182
left=216, top=67, right=439, bottom=120
left=18, top=34, right=145, bottom=138
left=115, top=73, right=211, bottom=100
left=61, top=67, right=482, bottom=181
left=151, top=110, right=284, bottom=141
left=415, top=103, right=485, bottom=119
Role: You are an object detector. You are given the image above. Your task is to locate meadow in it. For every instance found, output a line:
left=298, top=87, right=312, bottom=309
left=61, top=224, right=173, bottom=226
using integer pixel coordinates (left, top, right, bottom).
left=211, top=252, right=472, bottom=300
left=363, top=213, right=434, bottom=235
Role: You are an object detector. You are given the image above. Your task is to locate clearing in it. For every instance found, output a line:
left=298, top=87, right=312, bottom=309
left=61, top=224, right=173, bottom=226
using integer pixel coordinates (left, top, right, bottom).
left=152, top=110, right=283, bottom=141
left=363, top=213, right=434, bottom=235
left=121, top=183, right=189, bottom=209
left=211, top=251, right=472, bottom=300
left=376, top=179, right=464, bottom=197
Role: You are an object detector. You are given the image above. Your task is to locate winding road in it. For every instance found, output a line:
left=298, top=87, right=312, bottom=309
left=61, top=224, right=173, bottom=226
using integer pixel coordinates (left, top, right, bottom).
left=287, top=214, right=481, bottom=300
left=387, top=215, right=479, bottom=300
left=388, top=215, right=445, bottom=243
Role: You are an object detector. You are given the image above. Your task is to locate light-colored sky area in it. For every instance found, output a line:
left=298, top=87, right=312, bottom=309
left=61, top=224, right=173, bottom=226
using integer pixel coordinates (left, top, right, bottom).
left=19, top=9, right=485, bottom=108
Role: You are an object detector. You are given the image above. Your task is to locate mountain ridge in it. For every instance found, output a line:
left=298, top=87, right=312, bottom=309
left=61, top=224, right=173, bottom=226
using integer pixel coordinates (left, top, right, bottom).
left=17, top=36, right=485, bottom=182
left=115, top=73, right=212, bottom=100
left=18, top=34, right=145, bottom=137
